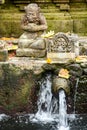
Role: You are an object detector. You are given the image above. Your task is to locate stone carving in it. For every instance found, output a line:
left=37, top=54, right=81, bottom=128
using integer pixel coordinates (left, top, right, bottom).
left=47, top=33, right=75, bottom=62
left=48, top=33, right=74, bottom=53
left=16, top=3, right=47, bottom=57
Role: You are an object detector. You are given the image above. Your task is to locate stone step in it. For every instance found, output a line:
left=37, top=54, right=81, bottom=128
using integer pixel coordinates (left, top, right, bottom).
left=70, top=11, right=87, bottom=18
left=41, top=8, right=60, bottom=13
left=70, top=3, right=87, bottom=11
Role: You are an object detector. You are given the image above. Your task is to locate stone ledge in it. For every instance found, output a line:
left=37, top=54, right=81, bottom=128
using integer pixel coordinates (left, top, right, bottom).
left=16, top=48, right=46, bottom=58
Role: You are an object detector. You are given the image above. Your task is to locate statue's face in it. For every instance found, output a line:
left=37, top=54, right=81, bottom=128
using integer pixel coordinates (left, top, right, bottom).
left=26, top=10, right=39, bottom=22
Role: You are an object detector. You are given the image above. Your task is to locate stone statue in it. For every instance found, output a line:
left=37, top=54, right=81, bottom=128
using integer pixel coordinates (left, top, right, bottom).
left=16, top=3, right=48, bottom=57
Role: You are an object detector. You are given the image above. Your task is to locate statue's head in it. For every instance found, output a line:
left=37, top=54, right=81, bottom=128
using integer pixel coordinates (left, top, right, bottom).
left=24, top=3, right=40, bottom=23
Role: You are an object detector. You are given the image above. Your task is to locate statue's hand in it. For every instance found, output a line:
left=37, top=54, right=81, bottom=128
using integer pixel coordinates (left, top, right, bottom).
left=22, top=23, right=47, bottom=32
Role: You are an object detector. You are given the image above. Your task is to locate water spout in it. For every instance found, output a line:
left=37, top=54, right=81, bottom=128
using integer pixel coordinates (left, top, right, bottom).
left=52, top=77, right=70, bottom=96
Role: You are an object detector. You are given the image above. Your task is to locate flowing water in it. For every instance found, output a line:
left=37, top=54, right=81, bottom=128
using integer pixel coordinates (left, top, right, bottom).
left=0, top=74, right=87, bottom=130
left=58, top=90, right=69, bottom=130
left=30, top=74, right=59, bottom=123
left=30, top=74, right=70, bottom=130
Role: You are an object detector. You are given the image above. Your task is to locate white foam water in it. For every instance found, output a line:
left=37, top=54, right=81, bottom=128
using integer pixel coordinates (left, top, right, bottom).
left=29, top=74, right=74, bottom=130
left=0, top=114, right=9, bottom=121
left=30, top=74, right=58, bottom=123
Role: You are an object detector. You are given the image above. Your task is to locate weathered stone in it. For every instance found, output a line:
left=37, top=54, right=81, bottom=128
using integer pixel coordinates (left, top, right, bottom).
left=75, top=76, right=87, bottom=114
left=0, top=50, right=8, bottom=61
left=52, top=77, right=70, bottom=95
left=0, top=40, right=5, bottom=49
left=81, top=63, right=87, bottom=68
left=83, top=68, right=87, bottom=75
left=16, top=48, right=46, bottom=58
left=0, top=63, right=38, bottom=114
left=60, top=4, right=70, bottom=11
left=73, top=19, right=87, bottom=35
left=16, top=3, right=47, bottom=57
left=0, top=1, right=87, bottom=36
left=80, top=46, right=87, bottom=55
left=53, top=0, right=69, bottom=3
left=47, top=33, right=75, bottom=63
left=18, top=36, right=46, bottom=49
left=68, top=64, right=83, bottom=77
left=42, top=64, right=57, bottom=71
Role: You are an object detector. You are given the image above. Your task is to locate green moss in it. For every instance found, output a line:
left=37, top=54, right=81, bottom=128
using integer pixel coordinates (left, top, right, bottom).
left=0, top=64, right=37, bottom=112
left=0, top=3, right=87, bottom=36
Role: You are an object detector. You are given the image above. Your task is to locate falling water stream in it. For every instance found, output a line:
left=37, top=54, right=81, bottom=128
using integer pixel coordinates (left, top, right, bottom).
left=31, top=74, right=69, bottom=130
left=58, top=90, right=69, bottom=130
left=31, top=74, right=59, bottom=123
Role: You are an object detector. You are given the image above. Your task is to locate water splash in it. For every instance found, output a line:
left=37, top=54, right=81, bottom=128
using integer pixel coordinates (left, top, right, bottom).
left=0, top=114, right=9, bottom=121
left=29, top=74, right=71, bottom=130
left=30, top=74, right=58, bottom=123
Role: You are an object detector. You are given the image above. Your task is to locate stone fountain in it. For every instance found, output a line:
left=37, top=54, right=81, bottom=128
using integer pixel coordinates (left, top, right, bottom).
left=16, top=3, right=79, bottom=62
left=15, top=3, right=79, bottom=97
left=0, top=3, right=87, bottom=115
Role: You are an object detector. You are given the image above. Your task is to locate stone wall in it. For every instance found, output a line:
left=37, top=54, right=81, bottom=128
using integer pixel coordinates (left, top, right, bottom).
left=0, top=0, right=87, bottom=37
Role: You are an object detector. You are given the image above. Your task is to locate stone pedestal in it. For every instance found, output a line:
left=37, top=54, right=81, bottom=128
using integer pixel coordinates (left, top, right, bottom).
left=16, top=48, right=46, bottom=58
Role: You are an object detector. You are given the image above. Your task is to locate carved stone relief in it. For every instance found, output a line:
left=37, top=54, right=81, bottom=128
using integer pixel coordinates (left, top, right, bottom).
left=48, top=33, right=74, bottom=53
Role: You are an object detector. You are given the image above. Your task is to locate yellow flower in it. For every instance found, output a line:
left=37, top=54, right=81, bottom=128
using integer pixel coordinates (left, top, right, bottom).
left=75, top=55, right=87, bottom=62
left=58, top=68, right=70, bottom=79
left=46, top=58, right=52, bottom=64
left=41, top=30, right=54, bottom=38
left=7, top=45, right=18, bottom=51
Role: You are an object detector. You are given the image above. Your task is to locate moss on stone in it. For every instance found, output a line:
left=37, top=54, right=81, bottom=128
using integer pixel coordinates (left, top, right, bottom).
left=0, top=63, right=38, bottom=113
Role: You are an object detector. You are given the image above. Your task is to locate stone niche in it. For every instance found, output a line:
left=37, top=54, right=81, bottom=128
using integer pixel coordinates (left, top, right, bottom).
left=47, top=33, right=76, bottom=63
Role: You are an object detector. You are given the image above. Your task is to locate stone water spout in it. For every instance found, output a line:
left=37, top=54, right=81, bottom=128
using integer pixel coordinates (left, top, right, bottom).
left=52, top=77, right=70, bottom=95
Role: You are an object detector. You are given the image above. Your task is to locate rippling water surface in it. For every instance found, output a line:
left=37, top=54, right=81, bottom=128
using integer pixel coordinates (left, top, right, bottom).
left=0, top=114, right=87, bottom=130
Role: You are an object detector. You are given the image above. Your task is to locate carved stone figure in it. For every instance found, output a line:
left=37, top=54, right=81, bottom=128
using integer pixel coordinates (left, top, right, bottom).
left=16, top=3, right=47, bottom=57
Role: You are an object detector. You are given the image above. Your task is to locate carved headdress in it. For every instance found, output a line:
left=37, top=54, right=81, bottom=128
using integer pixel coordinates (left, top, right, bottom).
left=24, top=3, right=40, bottom=13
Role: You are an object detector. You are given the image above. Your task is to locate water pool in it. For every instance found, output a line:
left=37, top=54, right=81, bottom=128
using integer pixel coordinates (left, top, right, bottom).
left=0, top=114, right=87, bottom=130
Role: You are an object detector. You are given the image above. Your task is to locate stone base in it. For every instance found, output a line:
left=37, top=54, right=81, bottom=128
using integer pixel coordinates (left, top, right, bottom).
left=0, top=49, right=8, bottom=61
left=16, top=48, right=46, bottom=58
left=47, top=52, right=75, bottom=59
